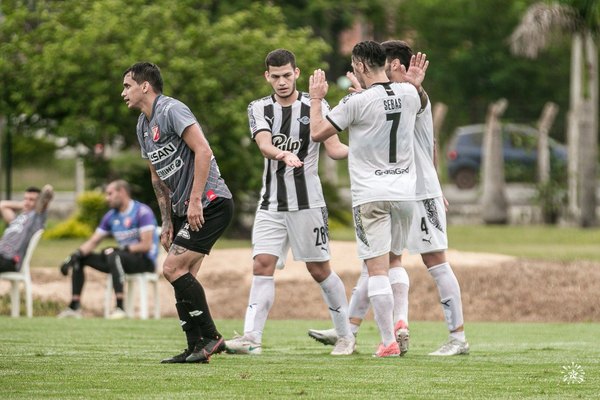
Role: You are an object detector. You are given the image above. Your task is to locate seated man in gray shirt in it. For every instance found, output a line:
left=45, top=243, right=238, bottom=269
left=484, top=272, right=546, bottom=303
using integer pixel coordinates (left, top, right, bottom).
left=0, top=184, right=54, bottom=273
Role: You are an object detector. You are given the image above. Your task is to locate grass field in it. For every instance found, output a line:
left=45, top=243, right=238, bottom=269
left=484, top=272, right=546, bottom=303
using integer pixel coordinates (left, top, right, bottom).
left=0, top=319, right=597, bottom=399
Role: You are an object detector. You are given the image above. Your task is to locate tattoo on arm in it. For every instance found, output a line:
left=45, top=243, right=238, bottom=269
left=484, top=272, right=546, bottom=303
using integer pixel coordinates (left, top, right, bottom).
left=170, top=244, right=188, bottom=256
left=152, top=179, right=172, bottom=223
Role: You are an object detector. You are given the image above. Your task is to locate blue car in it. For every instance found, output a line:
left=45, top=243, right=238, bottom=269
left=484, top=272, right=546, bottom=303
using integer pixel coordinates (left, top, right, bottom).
left=446, top=123, right=567, bottom=189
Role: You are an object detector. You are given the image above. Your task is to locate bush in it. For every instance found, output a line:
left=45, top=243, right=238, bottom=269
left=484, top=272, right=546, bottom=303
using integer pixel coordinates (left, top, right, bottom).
left=45, top=190, right=107, bottom=239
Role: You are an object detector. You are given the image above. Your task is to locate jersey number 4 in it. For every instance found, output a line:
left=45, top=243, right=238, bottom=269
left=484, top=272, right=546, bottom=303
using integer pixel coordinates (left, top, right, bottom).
left=386, top=112, right=401, bottom=163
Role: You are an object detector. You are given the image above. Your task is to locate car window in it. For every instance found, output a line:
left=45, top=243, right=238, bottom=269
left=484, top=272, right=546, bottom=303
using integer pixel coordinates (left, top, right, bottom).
left=504, top=129, right=536, bottom=151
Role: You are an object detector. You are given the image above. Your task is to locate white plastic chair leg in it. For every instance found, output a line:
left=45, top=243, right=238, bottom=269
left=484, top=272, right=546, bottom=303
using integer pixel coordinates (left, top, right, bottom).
left=10, top=282, right=20, bottom=317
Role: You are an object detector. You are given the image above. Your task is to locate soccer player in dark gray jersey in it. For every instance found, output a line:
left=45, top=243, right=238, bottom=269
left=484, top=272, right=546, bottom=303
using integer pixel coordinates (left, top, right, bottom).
left=122, top=62, right=233, bottom=364
left=135, top=95, right=231, bottom=216
left=0, top=185, right=53, bottom=273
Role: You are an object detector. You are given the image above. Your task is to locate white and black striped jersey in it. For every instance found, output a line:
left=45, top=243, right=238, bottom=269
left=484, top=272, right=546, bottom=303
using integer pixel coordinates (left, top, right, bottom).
left=414, top=101, right=443, bottom=200
left=326, top=82, right=420, bottom=206
left=248, top=92, right=328, bottom=211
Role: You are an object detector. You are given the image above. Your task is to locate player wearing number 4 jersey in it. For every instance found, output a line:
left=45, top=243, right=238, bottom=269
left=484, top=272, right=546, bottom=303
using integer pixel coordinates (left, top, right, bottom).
left=225, top=49, right=355, bottom=357
left=310, top=41, right=421, bottom=357
left=308, top=40, right=469, bottom=357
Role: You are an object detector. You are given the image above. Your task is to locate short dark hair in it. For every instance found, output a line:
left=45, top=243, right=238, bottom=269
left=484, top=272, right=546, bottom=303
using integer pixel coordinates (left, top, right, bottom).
left=351, top=40, right=386, bottom=71
left=265, top=49, right=297, bottom=70
left=381, top=40, right=413, bottom=70
left=25, top=187, right=41, bottom=194
left=123, top=62, right=163, bottom=94
left=108, top=179, right=131, bottom=197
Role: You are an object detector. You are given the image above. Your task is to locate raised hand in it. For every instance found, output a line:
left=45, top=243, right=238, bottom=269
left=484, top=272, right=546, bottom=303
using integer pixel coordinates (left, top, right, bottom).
left=399, top=52, right=429, bottom=89
left=309, top=69, right=329, bottom=100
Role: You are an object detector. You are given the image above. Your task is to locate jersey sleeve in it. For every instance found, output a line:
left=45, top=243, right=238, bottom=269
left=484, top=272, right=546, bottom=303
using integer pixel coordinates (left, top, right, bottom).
left=96, top=211, right=113, bottom=235
left=248, top=99, right=271, bottom=140
left=326, top=95, right=355, bottom=132
left=166, top=101, right=198, bottom=137
left=136, top=115, right=149, bottom=159
left=137, top=204, right=157, bottom=231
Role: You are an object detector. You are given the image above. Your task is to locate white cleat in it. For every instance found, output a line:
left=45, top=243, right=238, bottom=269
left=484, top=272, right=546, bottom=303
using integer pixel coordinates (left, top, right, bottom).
left=330, top=336, right=356, bottom=356
left=225, top=334, right=262, bottom=355
left=429, top=337, right=470, bottom=356
left=107, top=307, right=127, bottom=320
left=57, top=308, right=82, bottom=319
left=307, top=328, right=338, bottom=346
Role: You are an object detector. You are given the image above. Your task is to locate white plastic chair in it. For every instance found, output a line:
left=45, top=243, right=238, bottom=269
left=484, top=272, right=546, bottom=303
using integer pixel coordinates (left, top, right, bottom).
left=104, top=271, right=160, bottom=320
left=0, top=229, right=44, bottom=318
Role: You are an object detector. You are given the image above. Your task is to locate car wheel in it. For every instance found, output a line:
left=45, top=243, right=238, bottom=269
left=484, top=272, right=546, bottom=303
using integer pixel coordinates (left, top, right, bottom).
left=454, top=168, right=477, bottom=189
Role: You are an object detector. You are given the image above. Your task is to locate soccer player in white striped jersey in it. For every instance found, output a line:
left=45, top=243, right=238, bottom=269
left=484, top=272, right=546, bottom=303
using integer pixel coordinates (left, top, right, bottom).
left=225, top=49, right=355, bottom=356
left=308, top=41, right=469, bottom=357
left=310, top=41, right=422, bottom=357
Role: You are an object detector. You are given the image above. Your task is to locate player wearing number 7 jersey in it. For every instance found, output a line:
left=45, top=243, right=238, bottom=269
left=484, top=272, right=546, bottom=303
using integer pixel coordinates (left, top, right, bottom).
left=310, top=41, right=421, bottom=357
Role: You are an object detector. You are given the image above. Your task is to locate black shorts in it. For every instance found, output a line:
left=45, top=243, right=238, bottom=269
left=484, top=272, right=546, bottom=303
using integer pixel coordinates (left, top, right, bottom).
left=0, top=255, right=17, bottom=273
left=172, top=197, right=234, bottom=255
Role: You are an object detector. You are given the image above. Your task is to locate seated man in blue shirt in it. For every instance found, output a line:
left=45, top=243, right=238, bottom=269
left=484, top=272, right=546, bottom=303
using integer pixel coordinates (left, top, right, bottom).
left=58, top=180, right=159, bottom=319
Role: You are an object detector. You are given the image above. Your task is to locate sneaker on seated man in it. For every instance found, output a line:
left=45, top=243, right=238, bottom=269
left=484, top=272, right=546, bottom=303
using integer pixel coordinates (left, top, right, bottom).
left=57, top=180, right=159, bottom=319
left=0, top=185, right=53, bottom=274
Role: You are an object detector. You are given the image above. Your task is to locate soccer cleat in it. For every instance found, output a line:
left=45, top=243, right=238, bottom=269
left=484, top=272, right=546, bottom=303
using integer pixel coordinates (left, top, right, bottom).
left=330, top=336, right=356, bottom=356
left=160, top=349, right=192, bottom=364
left=57, top=307, right=82, bottom=319
left=225, top=334, right=262, bottom=355
left=394, top=321, right=410, bottom=356
left=429, top=337, right=470, bottom=356
left=186, top=336, right=226, bottom=363
left=307, top=328, right=338, bottom=346
left=107, top=307, right=127, bottom=320
left=373, top=342, right=401, bottom=358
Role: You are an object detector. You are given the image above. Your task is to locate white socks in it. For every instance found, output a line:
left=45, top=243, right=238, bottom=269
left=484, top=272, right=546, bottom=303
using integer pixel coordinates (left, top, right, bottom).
left=243, top=275, right=275, bottom=343
left=368, top=275, right=395, bottom=346
left=319, top=271, right=352, bottom=338
left=428, top=262, right=465, bottom=337
left=388, top=266, right=409, bottom=325
left=348, top=262, right=370, bottom=329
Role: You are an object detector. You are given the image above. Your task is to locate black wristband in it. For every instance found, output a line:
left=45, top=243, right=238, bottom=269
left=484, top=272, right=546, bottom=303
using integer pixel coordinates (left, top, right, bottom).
left=122, top=245, right=130, bottom=252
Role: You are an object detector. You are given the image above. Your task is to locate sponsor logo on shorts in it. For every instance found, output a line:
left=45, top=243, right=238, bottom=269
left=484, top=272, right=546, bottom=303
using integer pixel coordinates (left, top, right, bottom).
left=156, top=156, right=184, bottom=179
left=177, top=226, right=190, bottom=240
left=374, top=167, right=409, bottom=176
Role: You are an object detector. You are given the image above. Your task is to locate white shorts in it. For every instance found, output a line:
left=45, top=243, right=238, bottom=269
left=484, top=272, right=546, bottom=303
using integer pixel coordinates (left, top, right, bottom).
left=352, top=201, right=414, bottom=260
left=406, top=196, right=448, bottom=254
left=252, top=207, right=330, bottom=262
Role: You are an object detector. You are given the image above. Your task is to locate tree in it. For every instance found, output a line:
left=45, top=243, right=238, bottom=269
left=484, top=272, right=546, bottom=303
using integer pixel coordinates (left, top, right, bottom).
left=0, top=1, right=330, bottom=232
left=510, top=0, right=600, bottom=227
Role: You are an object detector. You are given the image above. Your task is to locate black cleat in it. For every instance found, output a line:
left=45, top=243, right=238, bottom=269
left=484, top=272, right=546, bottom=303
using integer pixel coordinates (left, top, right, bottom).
left=160, top=349, right=193, bottom=364
left=186, top=336, right=225, bottom=363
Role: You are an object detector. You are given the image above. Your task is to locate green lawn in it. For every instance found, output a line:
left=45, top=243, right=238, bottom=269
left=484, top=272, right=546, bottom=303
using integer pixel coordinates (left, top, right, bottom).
left=0, top=319, right=597, bottom=399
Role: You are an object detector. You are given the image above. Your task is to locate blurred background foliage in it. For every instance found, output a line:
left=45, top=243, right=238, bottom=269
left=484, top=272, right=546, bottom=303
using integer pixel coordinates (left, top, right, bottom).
left=0, top=0, right=583, bottom=234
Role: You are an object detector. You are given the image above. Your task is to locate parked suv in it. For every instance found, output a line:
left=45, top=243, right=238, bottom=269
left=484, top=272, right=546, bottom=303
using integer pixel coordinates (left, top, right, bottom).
left=446, top=123, right=567, bottom=189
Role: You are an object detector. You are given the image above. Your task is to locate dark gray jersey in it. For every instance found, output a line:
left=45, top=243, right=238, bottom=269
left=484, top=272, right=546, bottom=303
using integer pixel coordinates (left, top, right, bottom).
left=0, top=210, right=46, bottom=269
left=136, top=95, right=231, bottom=217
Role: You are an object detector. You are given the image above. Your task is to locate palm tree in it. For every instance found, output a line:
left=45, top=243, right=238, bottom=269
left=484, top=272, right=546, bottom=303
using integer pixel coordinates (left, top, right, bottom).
left=510, top=0, right=599, bottom=227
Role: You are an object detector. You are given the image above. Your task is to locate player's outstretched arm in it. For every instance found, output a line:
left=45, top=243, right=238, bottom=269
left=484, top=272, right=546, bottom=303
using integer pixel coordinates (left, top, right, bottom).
left=309, top=69, right=338, bottom=142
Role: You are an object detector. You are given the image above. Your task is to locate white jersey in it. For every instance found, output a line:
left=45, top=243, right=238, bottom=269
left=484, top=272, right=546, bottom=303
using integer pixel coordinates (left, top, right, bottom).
left=327, top=82, right=420, bottom=206
left=248, top=92, right=328, bottom=211
left=414, top=101, right=443, bottom=199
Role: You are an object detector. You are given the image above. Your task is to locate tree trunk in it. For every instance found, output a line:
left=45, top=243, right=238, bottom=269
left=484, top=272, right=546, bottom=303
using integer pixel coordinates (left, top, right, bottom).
left=432, top=102, right=448, bottom=170
left=536, top=102, right=559, bottom=184
left=567, top=34, right=583, bottom=222
left=481, top=98, right=508, bottom=224
left=577, top=31, right=598, bottom=227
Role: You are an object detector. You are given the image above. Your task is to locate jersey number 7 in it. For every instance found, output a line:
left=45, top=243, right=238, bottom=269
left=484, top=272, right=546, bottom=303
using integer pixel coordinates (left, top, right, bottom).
left=386, top=112, right=401, bottom=163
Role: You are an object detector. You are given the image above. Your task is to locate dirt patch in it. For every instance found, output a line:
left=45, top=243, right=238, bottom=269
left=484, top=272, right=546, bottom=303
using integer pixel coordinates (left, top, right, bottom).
left=2, top=241, right=598, bottom=322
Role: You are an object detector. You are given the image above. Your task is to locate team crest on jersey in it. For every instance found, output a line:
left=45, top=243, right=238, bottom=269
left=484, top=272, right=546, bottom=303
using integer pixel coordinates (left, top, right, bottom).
left=151, top=124, right=160, bottom=142
left=124, top=217, right=132, bottom=228
left=297, top=116, right=310, bottom=125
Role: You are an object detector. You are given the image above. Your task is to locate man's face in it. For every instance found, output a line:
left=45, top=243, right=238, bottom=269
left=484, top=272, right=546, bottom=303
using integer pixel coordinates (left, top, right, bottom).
left=265, top=63, right=299, bottom=99
left=105, top=184, right=124, bottom=210
left=22, top=191, right=39, bottom=212
left=351, top=58, right=366, bottom=88
left=121, top=72, right=145, bottom=110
